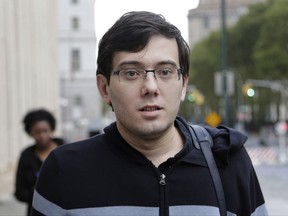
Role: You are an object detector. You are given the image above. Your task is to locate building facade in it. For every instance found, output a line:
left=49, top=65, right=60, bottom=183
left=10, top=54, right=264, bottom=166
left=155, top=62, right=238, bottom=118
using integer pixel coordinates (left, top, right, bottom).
left=58, top=0, right=103, bottom=142
left=0, top=0, right=60, bottom=194
left=187, top=0, right=264, bottom=48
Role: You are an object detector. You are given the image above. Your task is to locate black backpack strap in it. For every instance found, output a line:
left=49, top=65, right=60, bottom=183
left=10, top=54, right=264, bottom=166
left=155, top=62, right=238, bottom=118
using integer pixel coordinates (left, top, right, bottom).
left=189, top=125, right=227, bottom=216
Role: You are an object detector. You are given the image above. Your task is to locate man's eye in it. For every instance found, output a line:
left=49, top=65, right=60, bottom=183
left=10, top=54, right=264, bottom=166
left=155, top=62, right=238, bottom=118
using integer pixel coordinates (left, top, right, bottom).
left=158, top=69, right=172, bottom=76
left=125, top=70, right=138, bottom=76
left=121, top=69, right=141, bottom=79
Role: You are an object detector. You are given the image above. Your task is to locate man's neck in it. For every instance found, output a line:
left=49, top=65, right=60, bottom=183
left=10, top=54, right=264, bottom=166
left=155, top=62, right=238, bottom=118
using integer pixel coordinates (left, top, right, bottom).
left=119, top=125, right=184, bottom=167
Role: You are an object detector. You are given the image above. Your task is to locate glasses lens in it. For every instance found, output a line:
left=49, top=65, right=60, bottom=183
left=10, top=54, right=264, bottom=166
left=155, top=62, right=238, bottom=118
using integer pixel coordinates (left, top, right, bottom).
left=155, top=68, right=179, bottom=82
left=116, top=68, right=181, bottom=83
left=119, top=69, right=143, bottom=83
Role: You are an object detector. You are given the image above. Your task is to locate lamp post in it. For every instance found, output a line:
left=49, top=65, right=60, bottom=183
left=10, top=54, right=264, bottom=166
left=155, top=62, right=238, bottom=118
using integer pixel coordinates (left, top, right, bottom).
left=221, top=0, right=230, bottom=126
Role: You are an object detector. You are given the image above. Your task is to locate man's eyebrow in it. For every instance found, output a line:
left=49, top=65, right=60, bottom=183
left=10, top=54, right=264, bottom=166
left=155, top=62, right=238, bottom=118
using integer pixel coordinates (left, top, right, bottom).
left=117, top=61, right=143, bottom=67
left=117, top=60, right=178, bottom=68
left=156, top=60, right=178, bottom=67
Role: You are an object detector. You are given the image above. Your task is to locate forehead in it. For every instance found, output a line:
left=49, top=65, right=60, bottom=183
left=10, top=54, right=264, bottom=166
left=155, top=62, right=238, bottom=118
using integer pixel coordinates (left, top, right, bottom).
left=112, top=35, right=179, bottom=68
left=31, top=120, right=51, bottom=131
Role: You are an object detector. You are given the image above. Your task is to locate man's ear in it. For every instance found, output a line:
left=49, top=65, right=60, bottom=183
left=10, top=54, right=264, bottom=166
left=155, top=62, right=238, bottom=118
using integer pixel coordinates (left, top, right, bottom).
left=96, top=74, right=111, bottom=105
left=181, top=75, right=189, bottom=102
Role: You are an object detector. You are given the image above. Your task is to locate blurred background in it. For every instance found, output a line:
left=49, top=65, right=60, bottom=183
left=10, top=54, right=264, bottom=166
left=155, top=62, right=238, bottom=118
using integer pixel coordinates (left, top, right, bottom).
left=0, top=0, right=287, bottom=215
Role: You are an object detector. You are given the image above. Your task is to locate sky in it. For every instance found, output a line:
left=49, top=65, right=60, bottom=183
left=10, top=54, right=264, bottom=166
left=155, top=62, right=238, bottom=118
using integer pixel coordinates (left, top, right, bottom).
left=94, top=0, right=199, bottom=43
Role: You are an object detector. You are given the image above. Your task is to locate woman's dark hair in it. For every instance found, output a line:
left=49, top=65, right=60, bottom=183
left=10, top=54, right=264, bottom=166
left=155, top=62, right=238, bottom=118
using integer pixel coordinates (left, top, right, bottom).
left=96, top=11, right=190, bottom=83
left=22, top=109, right=56, bottom=135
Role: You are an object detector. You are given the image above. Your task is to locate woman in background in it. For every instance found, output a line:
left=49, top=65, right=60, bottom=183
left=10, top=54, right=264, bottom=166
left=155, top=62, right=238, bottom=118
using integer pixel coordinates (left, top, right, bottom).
left=14, top=109, right=64, bottom=216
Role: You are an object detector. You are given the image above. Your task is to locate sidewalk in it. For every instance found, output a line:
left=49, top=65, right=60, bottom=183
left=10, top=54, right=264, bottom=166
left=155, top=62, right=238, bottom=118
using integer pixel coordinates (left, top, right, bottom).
left=255, top=164, right=288, bottom=215
left=0, top=195, right=25, bottom=216
left=0, top=169, right=26, bottom=216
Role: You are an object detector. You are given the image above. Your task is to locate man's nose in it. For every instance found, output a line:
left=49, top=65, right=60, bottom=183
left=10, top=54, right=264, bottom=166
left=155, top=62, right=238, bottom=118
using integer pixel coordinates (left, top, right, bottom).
left=144, top=71, right=156, bottom=80
left=141, top=72, right=159, bottom=95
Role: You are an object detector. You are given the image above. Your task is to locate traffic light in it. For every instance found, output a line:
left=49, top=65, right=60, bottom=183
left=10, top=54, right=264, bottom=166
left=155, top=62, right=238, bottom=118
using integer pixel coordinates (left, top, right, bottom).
left=246, top=88, right=255, bottom=97
left=187, top=89, right=204, bottom=105
left=242, top=83, right=255, bottom=97
left=187, top=93, right=196, bottom=103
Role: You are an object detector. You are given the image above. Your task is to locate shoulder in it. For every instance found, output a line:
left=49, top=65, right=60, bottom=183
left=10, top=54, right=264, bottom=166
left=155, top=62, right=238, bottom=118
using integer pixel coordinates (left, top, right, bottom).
left=53, top=133, right=108, bottom=158
left=49, top=131, right=123, bottom=169
left=16, top=145, right=38, bottom=167
left=38, top=132, right=123, bottom=188
left=19, top=145, right=36, bottom=158
left=52, top=137, right=66, bottom=146
left=38, top=134, right=107, bottom=178
left=203, top=125, right=248, bottom=165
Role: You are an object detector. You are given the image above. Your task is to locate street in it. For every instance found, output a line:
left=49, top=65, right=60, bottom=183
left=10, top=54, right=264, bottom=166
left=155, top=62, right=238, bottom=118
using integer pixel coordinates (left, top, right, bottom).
left=256, top=164, right=288, bottom=215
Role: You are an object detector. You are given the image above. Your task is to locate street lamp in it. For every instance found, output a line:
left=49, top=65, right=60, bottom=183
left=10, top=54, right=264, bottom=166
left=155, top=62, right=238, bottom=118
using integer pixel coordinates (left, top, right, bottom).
left=221, top=0, right=231, bottom=126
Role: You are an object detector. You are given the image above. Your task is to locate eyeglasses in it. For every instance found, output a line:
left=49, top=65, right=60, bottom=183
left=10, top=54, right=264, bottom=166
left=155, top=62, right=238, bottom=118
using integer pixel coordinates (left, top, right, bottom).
left=111, top=68, right=183, bottom=84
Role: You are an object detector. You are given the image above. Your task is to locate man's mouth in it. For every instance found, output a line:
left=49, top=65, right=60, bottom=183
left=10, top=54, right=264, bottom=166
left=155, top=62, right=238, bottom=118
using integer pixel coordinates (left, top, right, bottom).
left=140, top=106, right=162, bottom=111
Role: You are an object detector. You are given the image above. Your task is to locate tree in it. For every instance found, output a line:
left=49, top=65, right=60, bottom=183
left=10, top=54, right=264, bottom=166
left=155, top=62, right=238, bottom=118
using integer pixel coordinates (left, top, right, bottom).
left=254, top=0, right=288, bottom=79
left=228, top=1, right=269, bottom=78
left=189, top=31, right=221, bottom=111
left=183, top=0, right=288, bottom=128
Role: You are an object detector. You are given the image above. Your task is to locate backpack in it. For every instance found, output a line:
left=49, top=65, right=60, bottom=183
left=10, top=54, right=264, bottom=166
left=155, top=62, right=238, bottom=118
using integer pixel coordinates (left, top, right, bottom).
left=189, top=125, right=227, bottom=216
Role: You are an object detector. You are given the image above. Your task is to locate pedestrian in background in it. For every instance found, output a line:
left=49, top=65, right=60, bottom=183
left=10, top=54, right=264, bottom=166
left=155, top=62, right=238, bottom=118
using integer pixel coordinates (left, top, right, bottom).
left=14, top=109, right=64, bottom=216
left=31, top=11, right=268, bottom=216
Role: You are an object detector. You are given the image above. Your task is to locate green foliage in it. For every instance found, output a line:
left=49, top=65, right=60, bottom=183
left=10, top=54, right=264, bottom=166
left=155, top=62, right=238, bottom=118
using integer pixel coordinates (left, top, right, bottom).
left=228, top=1, right=269, bottom=78
left=184, top=0, right=288, bottom=127
left=189, top=31, right=221, bottom=112
left=254, top=0, right=288, bottom=78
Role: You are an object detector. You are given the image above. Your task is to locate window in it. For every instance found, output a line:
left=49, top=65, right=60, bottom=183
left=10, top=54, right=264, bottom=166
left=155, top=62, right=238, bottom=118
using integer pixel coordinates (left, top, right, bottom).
left=71, top=49, right=80, bottom=71
left=203, top=15, right=209, bottom=28
left=74, top=95, right=83, bottom=106
left=71, top=17, right=79, bottom=30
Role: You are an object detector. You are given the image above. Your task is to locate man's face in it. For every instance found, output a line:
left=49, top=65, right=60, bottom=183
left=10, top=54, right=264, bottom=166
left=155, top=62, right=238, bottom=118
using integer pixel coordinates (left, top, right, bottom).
left=97, top=35, right=188, bottom=139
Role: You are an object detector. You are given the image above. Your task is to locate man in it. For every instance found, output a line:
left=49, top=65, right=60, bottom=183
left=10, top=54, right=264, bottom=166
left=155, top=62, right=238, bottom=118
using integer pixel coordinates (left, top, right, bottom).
left=32, top=11, right=268, bottom=216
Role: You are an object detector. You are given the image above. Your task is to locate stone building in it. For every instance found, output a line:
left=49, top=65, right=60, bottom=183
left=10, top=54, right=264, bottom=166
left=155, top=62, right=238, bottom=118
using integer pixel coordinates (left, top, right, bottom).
left=188, top=0, right=264, bottom=48
left=58, top=0, right=103, bottom=142
left=0, top=0, right=60, bottom=196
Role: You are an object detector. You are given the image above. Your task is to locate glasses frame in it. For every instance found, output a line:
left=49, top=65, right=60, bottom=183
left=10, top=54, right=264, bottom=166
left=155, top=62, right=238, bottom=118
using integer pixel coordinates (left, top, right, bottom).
left=111, top=68, right=183, bottom=83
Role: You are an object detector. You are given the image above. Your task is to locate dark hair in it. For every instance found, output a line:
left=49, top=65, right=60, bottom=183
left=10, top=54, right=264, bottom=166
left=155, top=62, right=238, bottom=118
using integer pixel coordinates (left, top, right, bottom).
left=22, top=109, right=56, bottom=135
left=96, top=11, right=190, bottom=83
